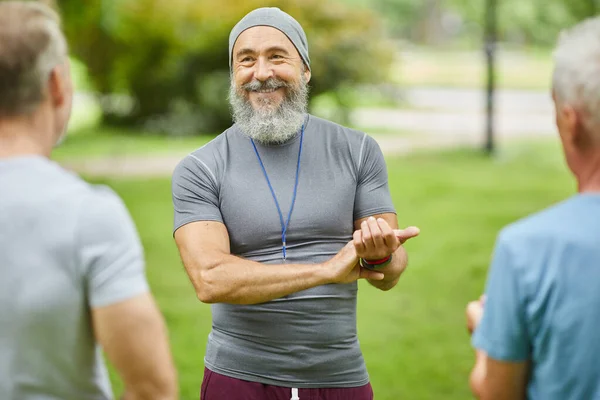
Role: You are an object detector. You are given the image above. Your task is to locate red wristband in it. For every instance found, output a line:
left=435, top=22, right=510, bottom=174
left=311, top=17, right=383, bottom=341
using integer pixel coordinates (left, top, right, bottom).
left=360, top=254, right=393, bottom=269
left=364, top=255, right=391, bottom=265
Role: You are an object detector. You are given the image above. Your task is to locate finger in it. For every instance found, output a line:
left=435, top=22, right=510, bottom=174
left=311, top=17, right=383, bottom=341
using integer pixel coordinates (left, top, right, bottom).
left=466, top=301, right=481, bottom=315
left=353, top=230, right=366, bottom=254
left=359, top=267, right=384, bottom=281
left=393, top=226, right=420, bottom=244
left=378, top=218, right=399, bottom=250
left=367, top=217, right=385, bottom=249
left=466, top=301, right=484, bottom=322
left=361, top=220, right=375, bottom=249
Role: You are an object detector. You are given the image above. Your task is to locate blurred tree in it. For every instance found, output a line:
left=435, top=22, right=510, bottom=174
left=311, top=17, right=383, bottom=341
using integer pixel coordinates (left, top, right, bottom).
left=448, top=0, right=598, bottom=46
left=563, top=0, right=598, bottom=21
left=56, top=0, right=393, bottom=134
left=336, top=0, right=598, bottom=47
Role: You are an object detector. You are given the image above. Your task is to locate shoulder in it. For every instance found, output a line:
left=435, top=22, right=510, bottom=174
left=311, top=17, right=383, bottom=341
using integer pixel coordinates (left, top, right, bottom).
left=44, top=158, right=91, bottom=192
left=80, top=185, right=133, bottom=227
left=500, top=197, right=577, bottom=242
left=305, top=115, right=381, bottom=160
left=172, top=127, right=240, bottom=183
left=52, top=159, right=130, bottom=218
left=45, top=159, right=124, bottom=210
left=496, top=197, right=582, bottom=263
left=306, top=114, right=368, bottom=144
left=75, top=185, right=140, bottom=250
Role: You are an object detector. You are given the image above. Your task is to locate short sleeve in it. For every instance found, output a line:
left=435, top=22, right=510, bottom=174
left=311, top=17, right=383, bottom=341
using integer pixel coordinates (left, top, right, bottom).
left=473, top=233, right=530, bottom=361
left=172, top=154, right=223, bottom=233
left=77, top=188, right=149, bottom=308
left=353, top=134, right=396, bottom=220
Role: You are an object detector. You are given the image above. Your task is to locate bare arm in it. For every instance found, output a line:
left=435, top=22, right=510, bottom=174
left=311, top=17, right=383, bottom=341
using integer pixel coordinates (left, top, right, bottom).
left=471, top=355, right=529, bottom=400
left=353, top=213, right=419, bottom=291
left=466, top=298, right=529, bottom=400
left=470, top=349, right=488, bottom=399
left=174, top=221, right=384, bottom=305
left=92, top=293, right=178, bottom=400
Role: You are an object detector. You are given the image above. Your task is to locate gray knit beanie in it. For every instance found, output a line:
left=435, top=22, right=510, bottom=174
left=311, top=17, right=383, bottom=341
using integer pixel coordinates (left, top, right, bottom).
left=228, top=7, right=311, bottom=71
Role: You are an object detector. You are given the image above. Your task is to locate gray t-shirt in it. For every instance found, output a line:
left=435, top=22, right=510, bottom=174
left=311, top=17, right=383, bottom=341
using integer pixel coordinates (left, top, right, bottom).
left=0, top=156, right=149, bottom=400
left=172, top=114, right=396, bottom=388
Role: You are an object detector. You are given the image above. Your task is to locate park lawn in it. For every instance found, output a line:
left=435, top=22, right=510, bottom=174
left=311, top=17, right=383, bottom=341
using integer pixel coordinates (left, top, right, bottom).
left=93, top=140, right=573, bottom=400
left=52, top=127, right=216, bottom=161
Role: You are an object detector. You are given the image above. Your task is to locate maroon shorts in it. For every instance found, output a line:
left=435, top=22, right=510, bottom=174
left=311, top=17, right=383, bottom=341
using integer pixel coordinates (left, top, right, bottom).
left=200, top=368, right=374, bottom=400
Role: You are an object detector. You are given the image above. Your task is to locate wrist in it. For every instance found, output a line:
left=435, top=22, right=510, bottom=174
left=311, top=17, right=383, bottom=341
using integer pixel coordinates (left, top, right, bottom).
left=319, top=261, right=336, bottom=284
left=360, top=254, right=392, bottom=269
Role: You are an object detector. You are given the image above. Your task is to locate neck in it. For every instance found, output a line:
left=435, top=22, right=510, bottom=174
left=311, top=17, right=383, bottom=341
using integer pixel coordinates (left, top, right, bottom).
left=0, top=111, right=53, bottom=159
left=576, top=151, right=600, bottom=193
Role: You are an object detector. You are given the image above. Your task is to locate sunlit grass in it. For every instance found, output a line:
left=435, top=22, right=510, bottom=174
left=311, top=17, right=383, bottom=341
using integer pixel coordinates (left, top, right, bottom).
left=53, top=127, right=215, bottom=161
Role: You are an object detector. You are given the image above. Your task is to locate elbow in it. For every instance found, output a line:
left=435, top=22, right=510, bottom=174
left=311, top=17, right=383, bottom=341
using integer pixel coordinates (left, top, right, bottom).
left=375, top=277, right=399, bottom=292
left=157, top=378, right=179, bottom=400
left=382, top=278, right=399, bottom=291
left=163, top=373, right=179, bottom=400
left=469, top=366, right=485, bottom=399
left=124, top=373, right=178, bottom=400
left=196, top=288, right=217, bottom=304
left=194, top=269, right=222, bottom=304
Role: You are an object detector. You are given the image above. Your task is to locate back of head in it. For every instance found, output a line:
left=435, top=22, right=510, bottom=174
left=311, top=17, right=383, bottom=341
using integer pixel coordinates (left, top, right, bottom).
left=553, top=16, right=600, bottom=145
left=0, top=1, right=67, bottom=119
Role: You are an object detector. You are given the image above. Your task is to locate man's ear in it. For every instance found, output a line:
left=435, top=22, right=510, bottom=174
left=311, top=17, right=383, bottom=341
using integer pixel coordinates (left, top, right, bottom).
left=561, top=104, right=588, bottom=148
left=303, top=65, right=311, bottom=84
left=558, top=104, right=579, bottom=144
left=48, top=65, right=66, bottom=108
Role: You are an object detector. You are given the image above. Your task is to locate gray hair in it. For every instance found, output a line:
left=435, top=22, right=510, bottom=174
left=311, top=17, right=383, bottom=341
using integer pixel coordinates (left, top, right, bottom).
left=552, top=16, right=600, bottom=139
left=0, top=1, right=68, bottom=118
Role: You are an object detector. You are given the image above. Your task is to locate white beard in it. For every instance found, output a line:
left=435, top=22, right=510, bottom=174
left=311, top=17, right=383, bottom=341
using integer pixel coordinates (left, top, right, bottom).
left=229, top=75, right=309, bottom=145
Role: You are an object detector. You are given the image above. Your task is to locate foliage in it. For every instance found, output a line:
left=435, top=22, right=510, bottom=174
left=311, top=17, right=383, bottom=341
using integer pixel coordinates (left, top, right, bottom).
left=56, top=0, right=393, bottom=134
left=337, top=0, right=598, bottom=47
left=446, top=0, right=587, bottom=46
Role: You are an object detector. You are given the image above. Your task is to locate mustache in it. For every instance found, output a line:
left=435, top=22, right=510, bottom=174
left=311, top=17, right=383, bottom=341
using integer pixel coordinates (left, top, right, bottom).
left=241, top=78, right=291, bottom=92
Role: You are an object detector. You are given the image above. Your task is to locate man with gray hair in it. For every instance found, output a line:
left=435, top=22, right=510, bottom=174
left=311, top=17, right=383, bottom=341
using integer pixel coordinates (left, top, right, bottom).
left=466, top=16, right=600, bottom=400
left=0, top=2, right=177, bottom=399
left=172, top=7, right=419, bottom=400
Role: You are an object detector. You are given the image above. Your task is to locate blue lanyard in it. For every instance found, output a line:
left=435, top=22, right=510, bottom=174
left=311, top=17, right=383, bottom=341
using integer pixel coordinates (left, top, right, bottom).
left=250, top=125, right=305, bottom=260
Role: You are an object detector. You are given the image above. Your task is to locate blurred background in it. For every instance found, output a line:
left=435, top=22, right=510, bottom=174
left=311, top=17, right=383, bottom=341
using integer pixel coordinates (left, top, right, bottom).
left=33, top=0, right=598, bottom=398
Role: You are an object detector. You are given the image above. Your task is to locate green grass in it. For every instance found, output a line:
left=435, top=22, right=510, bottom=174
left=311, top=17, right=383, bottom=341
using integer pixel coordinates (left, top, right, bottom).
left=90, top=140, right=573, bottom=399
left=53, top=127, right=216, bottom=161
left=53, top=125, right=411, bottom=166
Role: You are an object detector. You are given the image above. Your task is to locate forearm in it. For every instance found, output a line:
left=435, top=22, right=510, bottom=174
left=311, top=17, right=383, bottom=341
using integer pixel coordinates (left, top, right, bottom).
left=101, top=296, right=178, bottom=400
left=470, top=350, right=487, bottom=400
left=118, top=339, right=178, bottom=400
left=187, top=252, right=333, bottom=304
left=121, top=382, right=177, bottom=400
left=367, top=246, right=408, bottom=290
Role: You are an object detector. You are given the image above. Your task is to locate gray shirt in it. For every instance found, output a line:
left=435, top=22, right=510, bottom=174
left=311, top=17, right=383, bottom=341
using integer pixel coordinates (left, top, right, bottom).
left=0, top=156, right=149, bottom=400
left=172, top=115, right=395, bottom=388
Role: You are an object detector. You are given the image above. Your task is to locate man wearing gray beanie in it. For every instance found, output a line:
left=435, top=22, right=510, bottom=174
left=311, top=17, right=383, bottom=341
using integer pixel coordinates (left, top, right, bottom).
left=172, top=7, right=419, bottom=400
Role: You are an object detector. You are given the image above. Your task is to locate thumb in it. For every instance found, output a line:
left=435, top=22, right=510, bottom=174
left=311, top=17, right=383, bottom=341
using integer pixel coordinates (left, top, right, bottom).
left=359, top=268, right=384, bottom=281
left=393, top=226, right=420, bottom=244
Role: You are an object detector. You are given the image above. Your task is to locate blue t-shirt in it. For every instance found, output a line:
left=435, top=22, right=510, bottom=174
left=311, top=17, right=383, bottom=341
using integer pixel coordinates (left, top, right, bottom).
left=473, top=194, right=600, bottom=400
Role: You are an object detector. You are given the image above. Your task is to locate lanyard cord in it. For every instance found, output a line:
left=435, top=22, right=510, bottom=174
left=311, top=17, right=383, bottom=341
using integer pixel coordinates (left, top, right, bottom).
left=250, top=125, right=305, bottom=260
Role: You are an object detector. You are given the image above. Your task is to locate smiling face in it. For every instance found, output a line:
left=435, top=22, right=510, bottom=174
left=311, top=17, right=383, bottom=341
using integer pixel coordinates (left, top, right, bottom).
left=229, top=26, right=311, bottom=144
left=232, top=26, right=310, bottom=112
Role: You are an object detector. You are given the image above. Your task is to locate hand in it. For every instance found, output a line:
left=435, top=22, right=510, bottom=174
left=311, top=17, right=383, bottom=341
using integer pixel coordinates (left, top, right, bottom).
left=466, top=295, right=486, bottom=335
left=326, top=241, right=385, bottom=284
left=353, top=217, right=420, bottom=261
